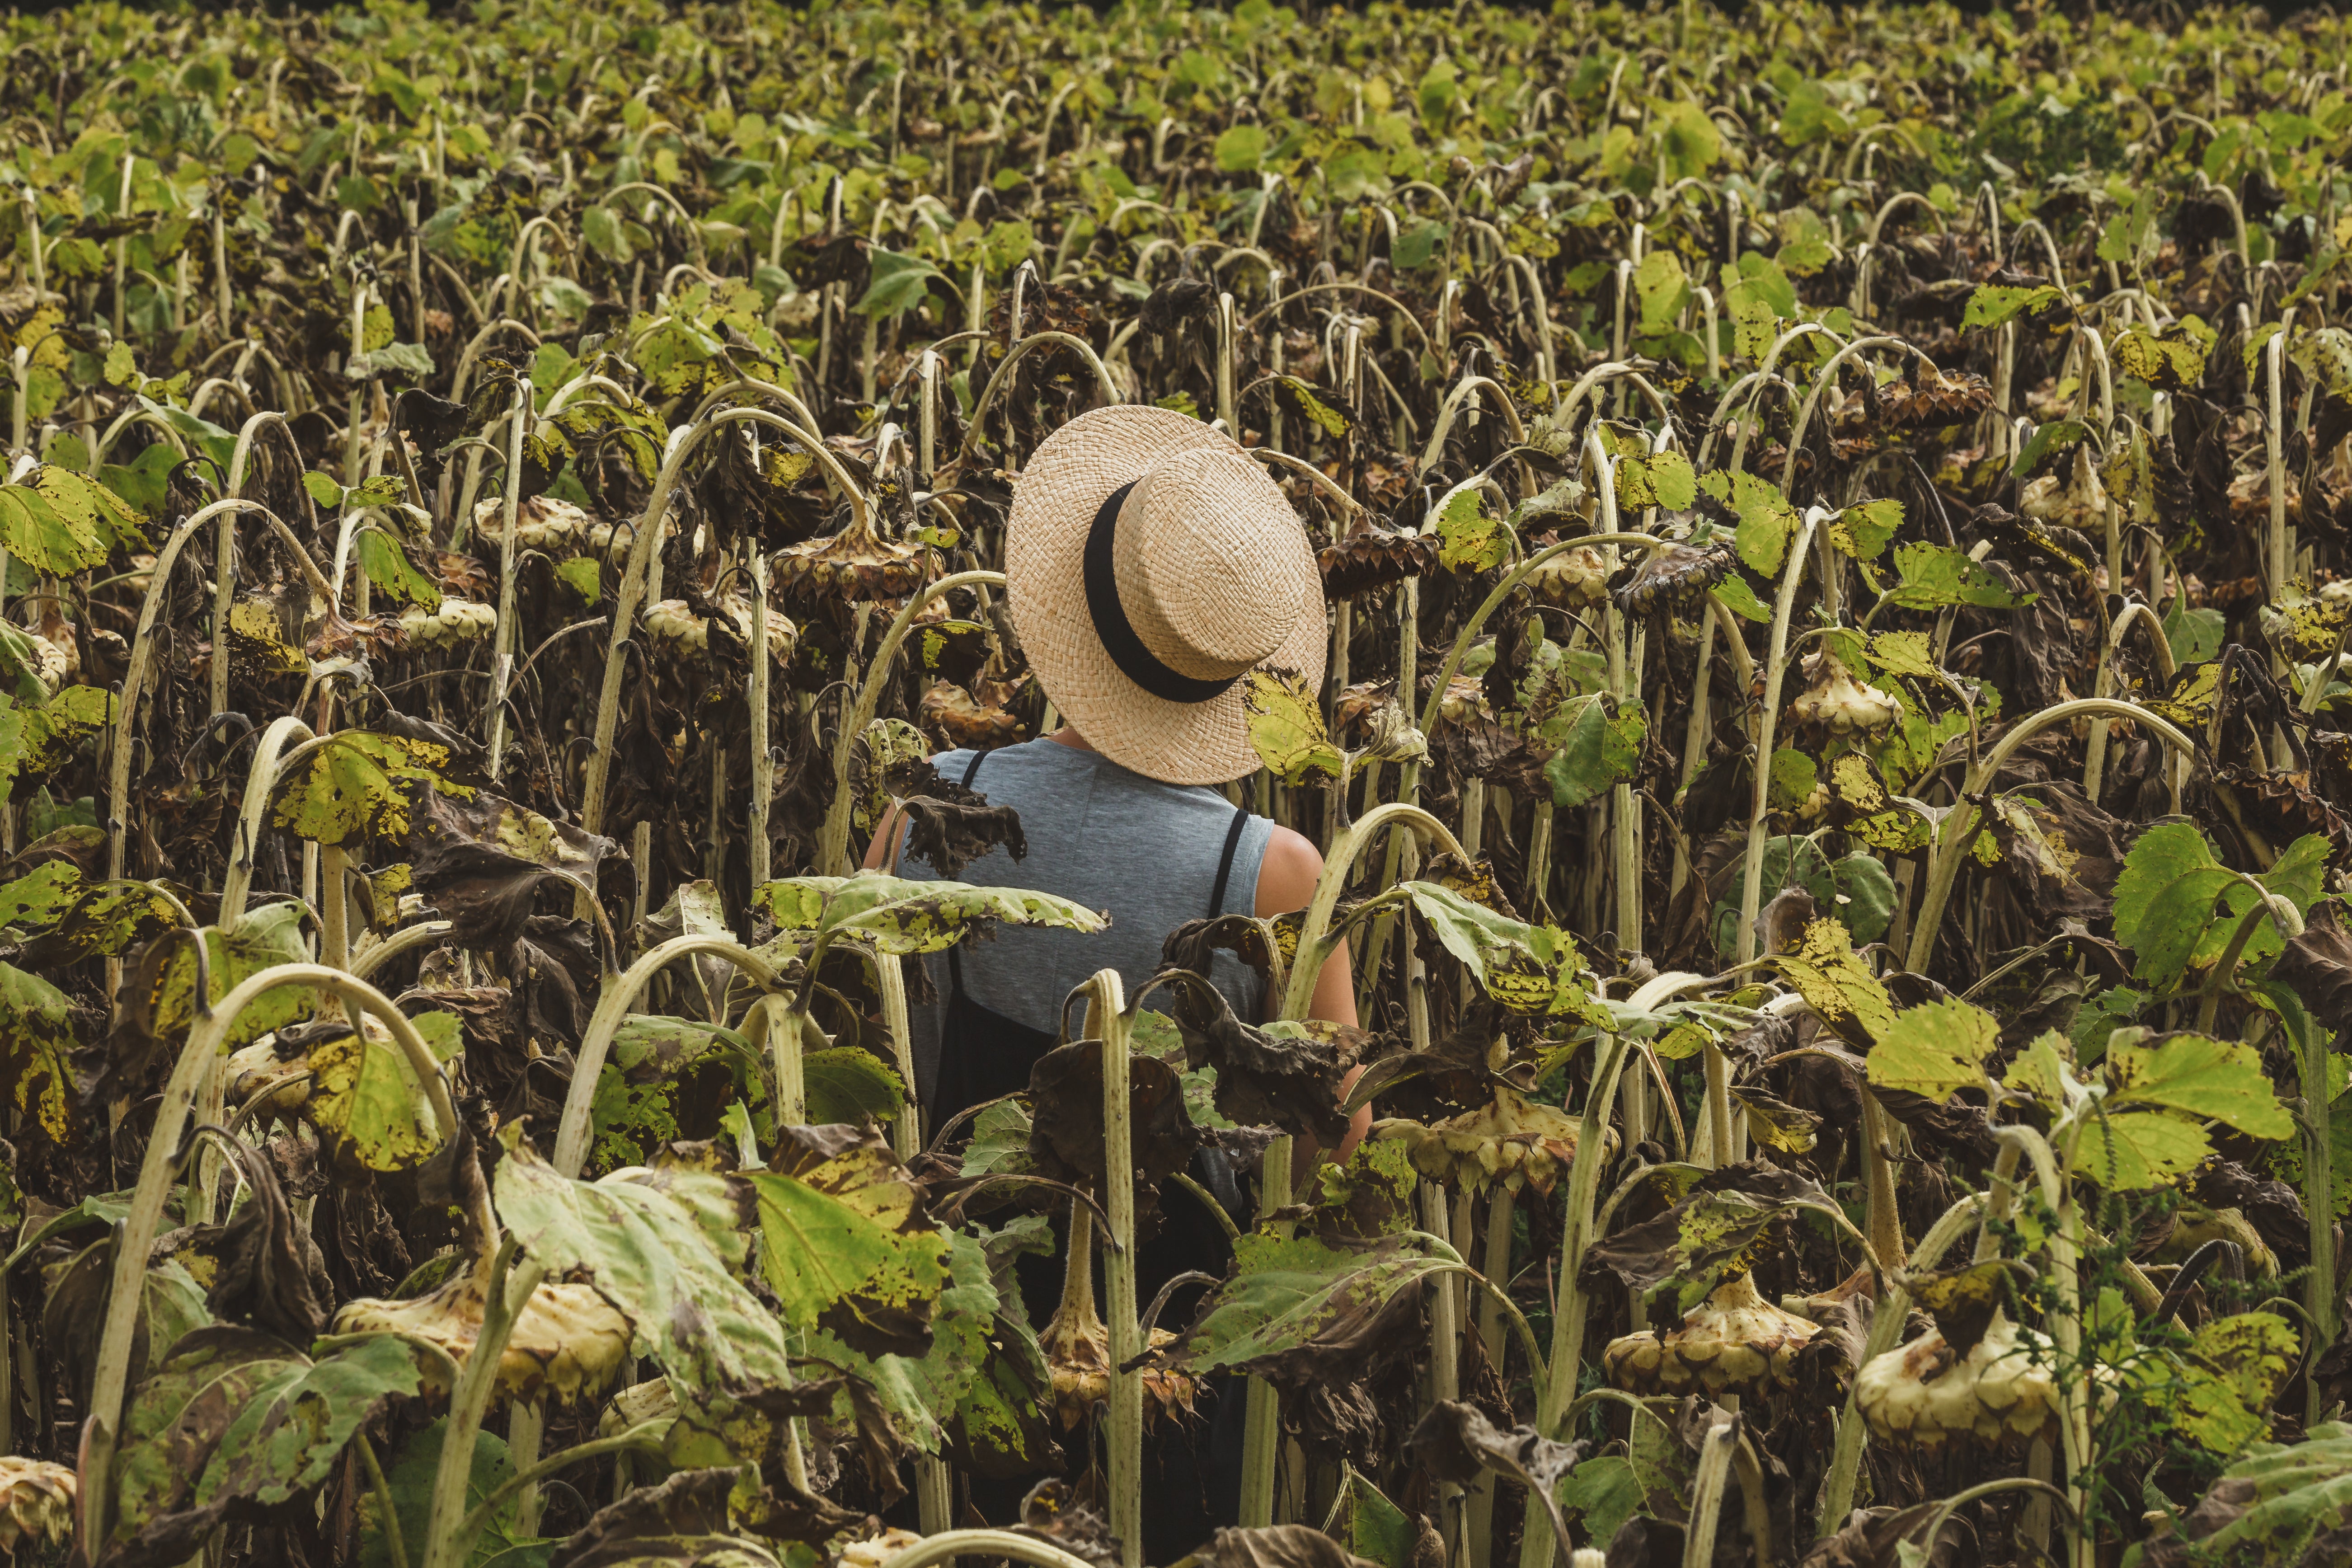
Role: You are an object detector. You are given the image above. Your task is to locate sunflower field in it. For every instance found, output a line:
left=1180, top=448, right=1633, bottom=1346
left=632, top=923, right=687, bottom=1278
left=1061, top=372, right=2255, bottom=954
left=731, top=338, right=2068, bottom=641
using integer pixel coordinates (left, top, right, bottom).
left=6, top=0, right=2352, bottom=1565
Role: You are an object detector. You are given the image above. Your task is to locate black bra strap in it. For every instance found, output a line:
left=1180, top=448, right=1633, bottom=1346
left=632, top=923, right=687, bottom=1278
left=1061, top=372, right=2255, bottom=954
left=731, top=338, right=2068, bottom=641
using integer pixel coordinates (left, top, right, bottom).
left=1207, top=807, right=1248, bottom=918
left=960, top=750, right=986, bottom=788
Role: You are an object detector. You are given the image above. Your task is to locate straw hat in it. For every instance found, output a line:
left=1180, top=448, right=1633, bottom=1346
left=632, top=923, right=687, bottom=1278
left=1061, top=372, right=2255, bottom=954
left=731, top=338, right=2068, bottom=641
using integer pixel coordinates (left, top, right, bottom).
left=1006, top=405, right=1325, bottom=785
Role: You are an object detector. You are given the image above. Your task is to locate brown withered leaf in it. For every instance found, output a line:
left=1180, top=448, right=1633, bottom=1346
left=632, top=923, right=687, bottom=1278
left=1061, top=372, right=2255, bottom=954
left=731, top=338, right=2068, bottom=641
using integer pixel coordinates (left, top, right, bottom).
left=1145, top=968, right=1353, bottom=1144
left=1406, top=1401, right=1584, bottom=1563
left=2272, top=901, right=2352, bottom=1046
left=1798, top=1503, right=1974, bottom=1568
left=1026, top=1038, right=1203, bottom=1198
left=550, top=1469, right=785, bottom=1568
left=1985, top=782, right=2126, bottom=925
left=179, top=1136, right=335, bottom=1342
left=406, top=788, right=618, bottom=954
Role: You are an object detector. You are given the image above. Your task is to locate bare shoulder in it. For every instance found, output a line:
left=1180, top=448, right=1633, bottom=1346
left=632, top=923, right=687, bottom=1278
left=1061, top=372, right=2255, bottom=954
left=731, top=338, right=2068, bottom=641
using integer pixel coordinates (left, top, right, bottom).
left=1254, top=823, right=1326, bottom=916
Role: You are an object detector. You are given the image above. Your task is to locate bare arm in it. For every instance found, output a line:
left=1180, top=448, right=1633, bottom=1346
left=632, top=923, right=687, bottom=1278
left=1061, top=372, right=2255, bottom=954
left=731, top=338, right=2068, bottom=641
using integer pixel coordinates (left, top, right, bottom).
left=1254, top=825, right=1372, bottom=1167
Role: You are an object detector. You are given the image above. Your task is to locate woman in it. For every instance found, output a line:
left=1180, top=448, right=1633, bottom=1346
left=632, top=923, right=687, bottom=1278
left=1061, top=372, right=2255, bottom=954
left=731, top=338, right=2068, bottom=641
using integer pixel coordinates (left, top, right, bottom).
left=861, top=405, right=1365, bottom=1549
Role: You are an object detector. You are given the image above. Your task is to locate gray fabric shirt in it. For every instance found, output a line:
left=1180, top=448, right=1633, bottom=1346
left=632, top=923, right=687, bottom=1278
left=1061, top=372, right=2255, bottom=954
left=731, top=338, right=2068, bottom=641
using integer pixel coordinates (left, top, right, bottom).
left=898, top=738, right=1274, bottom=1099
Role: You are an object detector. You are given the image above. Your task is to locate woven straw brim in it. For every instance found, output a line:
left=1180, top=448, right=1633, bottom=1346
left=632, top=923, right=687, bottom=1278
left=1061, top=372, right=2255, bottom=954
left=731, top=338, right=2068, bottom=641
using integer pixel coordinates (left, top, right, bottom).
left=1007, top=405, right=1326, bottom=786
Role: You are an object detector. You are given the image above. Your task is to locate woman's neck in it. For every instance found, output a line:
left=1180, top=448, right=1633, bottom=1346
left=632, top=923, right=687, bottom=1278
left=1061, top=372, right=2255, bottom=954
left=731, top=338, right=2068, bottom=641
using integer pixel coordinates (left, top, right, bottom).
left=1047, top=725, right=1095, bottom=753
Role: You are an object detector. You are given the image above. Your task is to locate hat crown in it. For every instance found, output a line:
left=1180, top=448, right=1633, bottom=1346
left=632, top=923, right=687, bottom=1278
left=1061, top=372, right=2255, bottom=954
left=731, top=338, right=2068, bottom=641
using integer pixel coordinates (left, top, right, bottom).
left=1114, top=446, right=1305, bottom=682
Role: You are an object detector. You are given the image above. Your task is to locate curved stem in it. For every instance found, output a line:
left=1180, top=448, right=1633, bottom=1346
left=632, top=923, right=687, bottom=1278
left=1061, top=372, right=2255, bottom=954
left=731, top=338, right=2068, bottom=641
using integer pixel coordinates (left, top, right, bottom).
left=876, top=1533, right=1105, bottom=1568
left=352, top=920, right=458, bottom=982
left=2196, top=887, right=2303, bottom=1034
left=1278, top=802, right=1465, bottom=1022
left=217, top=716, right=319, bottom=932
left=552, top=935, right=792, bottom=1176
left=455, top=1423, right=669, bottom=1549
left=817, top=569, right=1007, bottom=874
left=956, top=332, right=1123, bottom=459
left=106, top=500, right=275, bottom=882
left=83, top=964, right=478, bottom=1549
left=1906, top=699, right=2198, bottom=974
left=580, top=406, right=869, bottom=837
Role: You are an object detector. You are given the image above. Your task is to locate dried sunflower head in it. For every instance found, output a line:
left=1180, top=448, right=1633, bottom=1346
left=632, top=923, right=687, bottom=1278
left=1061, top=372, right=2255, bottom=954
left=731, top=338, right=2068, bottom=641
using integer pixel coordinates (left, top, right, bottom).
left=399, top=598, right=498, bottom=647
left=1854, top=1309, right=2111, bottom=1449
left=1611, top=542, right=1735, bottom=615
left=1039, top=1291, right=1198, bottom=1432
left=1372, top=1087, right=1585, bottom=1194
left=771, top=509, right=934, bottom=604
left=0, top=1457, right=75, bottom=1553
left=470, top=494, right=594, bottom=552
left=1603, top=1273, right=1822, bottom=1399
left=1319, top=527, right=1438, bottom=601
left=1877, top=368, right=1993, bottom=429
left=333, top=1258, right=632, bottom=1405
left=1789, top=651, right=1903, bottom=735
left=1524, top=545, right=1613, bottom=610
left=641, top=596, right=797, bottom=659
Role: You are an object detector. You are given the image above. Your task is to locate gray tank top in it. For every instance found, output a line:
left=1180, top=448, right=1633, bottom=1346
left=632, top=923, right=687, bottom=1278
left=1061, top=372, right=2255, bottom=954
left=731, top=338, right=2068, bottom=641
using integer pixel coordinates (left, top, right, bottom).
left=897, top=738, right=1275, bottom=1097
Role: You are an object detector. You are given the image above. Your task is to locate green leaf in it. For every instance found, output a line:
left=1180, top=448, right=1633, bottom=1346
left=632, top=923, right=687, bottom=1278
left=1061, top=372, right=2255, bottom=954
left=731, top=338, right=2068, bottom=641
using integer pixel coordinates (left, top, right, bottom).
left=0, top=861, right=82, bottom=933
left=110, top=1327, right=423, bottom=1564
left=1962, top=283, right=2065, bottom=332
left=1712, top=575, right=1771, bottom=621
left=1401, top=883, right=1601, bottom=1019
left=804, top=1046, right=907, bottom=1126
left=1542, top=692, right=1645, bottom=809
left=135, top=899, right=316, bottom=1051
left=493, top=1136, right=801, bottom=1402
left=556, top=555, right=601, bottom=602
left=1342, top=1469, right=1422, bottom=1568
left=1633, top=250, right=1689, bottom=336
left=1157, top=1232, right=1454, bottom=1376
left=1242, top=667, right=1345, bottom=784
left=2145, top=1312, right=2302, bottom=1455
left=1561, top=1456, right=1645, bottom=1551
left=1887, top=543, right=2029, bottom=610
left=1699, top=470, right=1800, bottom=577
left=931, top=1225, right=1059, bottom=1471
left=1275, top=376, right=1352, bottom=439
left=1867, top=631, right=1939, bottom=678
left=360, top=1418, right=549, bottom=1568
left=1868, top=998, right=1999, bottom=1101
left=271, top=731, right=475, bottom=850
left=853, top=250, right=942, bottom=319
left=1433, top=486, right=1507, bottom=572
left=306, top=1010, right=461, bottom=1171
left=0, top=961, right=78, bottom=1142
left=748, top=1128, right=950, bottom=1357
left=1827, top=498, right=1901, bottom=560
left=1775, top=917, right=1896, bottom=1046
left=357, top=529, right=443, bottom=611
left=2108, top=1032, right=2291, bottom=1140
left=1214, top=123, right=1268, bottom=171
left=0, top=467, right=140, bottom=574
left=755, top=872, right=1104, bottom=957
left=2073, top=1108, right=2211, bottom=1191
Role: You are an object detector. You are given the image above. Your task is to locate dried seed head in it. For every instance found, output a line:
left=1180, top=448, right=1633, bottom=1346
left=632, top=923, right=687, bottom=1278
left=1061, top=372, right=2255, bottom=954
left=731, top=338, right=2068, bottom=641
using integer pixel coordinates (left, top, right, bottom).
left=1602, top=1273, right=1823, bottom=1399
left=333, top=1260, right=632, bottom=1406
left=1790, top=652, right=1903, bottom=735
